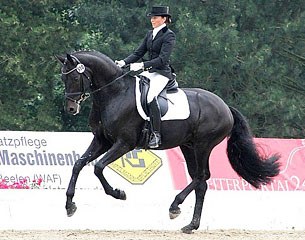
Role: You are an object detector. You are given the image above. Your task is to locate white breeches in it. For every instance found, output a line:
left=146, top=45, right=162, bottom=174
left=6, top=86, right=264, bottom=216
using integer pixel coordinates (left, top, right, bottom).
left=140, top=71, right=169, bottom=103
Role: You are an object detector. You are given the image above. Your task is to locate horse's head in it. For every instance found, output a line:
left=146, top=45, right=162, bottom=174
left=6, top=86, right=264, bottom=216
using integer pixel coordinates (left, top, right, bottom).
left=56, top=53, right=93, bottom=115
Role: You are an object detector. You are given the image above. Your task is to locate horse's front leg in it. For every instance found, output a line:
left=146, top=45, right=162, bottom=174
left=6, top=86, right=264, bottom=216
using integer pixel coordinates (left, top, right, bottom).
left=66, top=135, right=110, bottom=217
left=94, top=140, right=131, bottom=200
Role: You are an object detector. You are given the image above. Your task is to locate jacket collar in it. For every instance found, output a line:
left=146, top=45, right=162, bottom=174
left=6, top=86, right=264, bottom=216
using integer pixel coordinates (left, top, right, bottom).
left=153, top=23, right=166, bottom=37
left=153, top=26, right=168, bottom=40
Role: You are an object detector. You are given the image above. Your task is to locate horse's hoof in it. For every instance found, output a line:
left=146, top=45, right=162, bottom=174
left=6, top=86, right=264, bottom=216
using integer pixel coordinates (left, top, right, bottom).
left=66, top=202, right=77, bottom=217
left=115, top=188, right=127, bottom=200
left=169, top=208, right=181, bottom=219
left=181, top=225, right=194, bottom=234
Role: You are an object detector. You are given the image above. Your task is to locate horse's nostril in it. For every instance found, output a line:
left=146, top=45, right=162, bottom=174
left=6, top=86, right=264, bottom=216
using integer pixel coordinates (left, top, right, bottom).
left=69, top=107, right=75, bottom=112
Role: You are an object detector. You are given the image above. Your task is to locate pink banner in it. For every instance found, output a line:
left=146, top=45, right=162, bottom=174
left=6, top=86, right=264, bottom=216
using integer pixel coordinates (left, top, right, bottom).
left=167, top=138, right=305, bottom=191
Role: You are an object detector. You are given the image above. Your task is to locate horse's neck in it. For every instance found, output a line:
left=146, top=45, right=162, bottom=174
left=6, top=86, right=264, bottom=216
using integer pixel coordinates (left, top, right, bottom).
left=90, top=74, right=135, bottom=131
left=93, top=73, right=135, bottom=106
left=93, top=66, right=119, bottom=86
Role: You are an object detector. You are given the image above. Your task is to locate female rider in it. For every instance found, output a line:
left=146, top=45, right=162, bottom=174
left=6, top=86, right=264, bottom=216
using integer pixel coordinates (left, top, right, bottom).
left=116, top=6, right=176, bottom=148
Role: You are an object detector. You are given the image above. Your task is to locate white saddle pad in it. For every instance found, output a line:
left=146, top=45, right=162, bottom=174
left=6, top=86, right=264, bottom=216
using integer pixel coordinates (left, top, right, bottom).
left=135, top=77, right=190, bottom=121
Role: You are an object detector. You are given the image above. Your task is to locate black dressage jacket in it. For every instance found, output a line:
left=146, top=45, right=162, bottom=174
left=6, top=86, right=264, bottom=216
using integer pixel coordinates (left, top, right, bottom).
left=124, top=26, right=176, bottom=80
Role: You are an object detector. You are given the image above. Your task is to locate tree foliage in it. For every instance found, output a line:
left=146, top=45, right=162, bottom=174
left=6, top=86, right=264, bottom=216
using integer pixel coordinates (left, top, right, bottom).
left=1, top=0, right=304, bottom=137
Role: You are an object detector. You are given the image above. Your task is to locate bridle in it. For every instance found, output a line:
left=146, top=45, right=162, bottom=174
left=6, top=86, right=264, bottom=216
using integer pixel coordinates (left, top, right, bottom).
left=62, top=56, right=92, bottom=109
left=62, top=55, right=131, bottom=106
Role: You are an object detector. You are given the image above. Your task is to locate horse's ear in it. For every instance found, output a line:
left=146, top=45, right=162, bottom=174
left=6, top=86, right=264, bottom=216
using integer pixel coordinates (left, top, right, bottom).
left=66, top=53, right=74, bottom=63
left=55, top=55, right=65, bottom=65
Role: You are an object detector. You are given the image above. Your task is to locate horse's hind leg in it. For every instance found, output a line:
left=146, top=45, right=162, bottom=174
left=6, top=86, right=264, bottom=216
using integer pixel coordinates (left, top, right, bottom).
left=169, top=145, right=198, bottom=219
left=182, top=146, right=211, bottom=234
left=171, top=145, right=211, bottom=234
left=181, top=179, right=208, bottom=234
left=66, top=134, right=110, bottom=217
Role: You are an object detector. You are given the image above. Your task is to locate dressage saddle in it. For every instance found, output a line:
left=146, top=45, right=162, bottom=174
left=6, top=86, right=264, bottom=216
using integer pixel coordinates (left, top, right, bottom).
left=139, top=74, right=178, bottom=117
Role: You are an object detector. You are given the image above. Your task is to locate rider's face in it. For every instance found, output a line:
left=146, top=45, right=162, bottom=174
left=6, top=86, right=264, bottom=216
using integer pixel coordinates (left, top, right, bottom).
left=150, top=16, right=166, bottom=28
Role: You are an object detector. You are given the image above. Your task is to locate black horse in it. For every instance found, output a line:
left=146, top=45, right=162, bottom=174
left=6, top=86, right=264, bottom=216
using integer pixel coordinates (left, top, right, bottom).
left=56, top=50, right=280, bottom=233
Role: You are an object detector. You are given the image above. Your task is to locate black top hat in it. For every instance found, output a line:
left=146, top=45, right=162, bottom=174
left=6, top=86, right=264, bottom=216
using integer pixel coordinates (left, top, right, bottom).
left=147, top=6, right=171, bottom=18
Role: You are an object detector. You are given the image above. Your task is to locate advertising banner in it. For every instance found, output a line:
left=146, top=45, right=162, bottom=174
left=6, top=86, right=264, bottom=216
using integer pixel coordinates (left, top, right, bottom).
left=1, top=131, right=305, bottom=192
left=0, top=131, right=169, bottom=191
left=167, top=138, right=305, bottom=191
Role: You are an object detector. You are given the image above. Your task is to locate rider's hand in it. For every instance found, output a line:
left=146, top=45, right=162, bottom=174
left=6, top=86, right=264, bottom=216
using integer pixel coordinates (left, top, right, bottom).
left=130, top=62, right=144, bottom=72
left=115, top=60, right=126, bottom=68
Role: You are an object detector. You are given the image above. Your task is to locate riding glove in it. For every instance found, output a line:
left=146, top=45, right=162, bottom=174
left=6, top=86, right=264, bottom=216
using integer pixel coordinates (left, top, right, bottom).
left=115, top=60, right=126, bottom=68
left=130, top=62, right=144, bottom=72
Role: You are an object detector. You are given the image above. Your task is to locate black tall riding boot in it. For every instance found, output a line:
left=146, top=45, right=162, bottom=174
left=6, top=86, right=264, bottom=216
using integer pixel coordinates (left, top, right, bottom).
left=148, top=97, right=161, bottom=148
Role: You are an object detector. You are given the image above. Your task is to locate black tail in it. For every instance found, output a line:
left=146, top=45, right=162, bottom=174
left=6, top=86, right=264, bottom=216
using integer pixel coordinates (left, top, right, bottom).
left=227, top=107, right=281, bottom=188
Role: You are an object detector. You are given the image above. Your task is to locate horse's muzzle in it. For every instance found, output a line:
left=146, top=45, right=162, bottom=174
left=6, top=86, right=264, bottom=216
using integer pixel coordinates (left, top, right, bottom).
left=66, top=100, right=80, bottom=115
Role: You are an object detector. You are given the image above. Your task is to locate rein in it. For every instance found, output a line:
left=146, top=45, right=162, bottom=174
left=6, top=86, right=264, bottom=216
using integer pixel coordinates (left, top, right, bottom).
left=89, top=67, right=131, bottom=96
